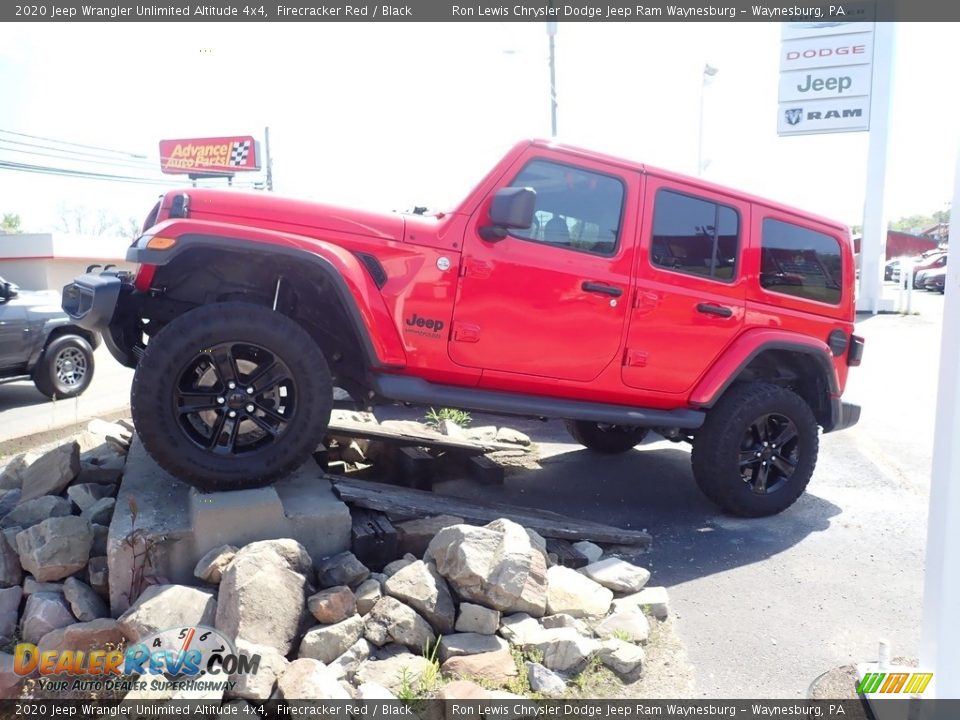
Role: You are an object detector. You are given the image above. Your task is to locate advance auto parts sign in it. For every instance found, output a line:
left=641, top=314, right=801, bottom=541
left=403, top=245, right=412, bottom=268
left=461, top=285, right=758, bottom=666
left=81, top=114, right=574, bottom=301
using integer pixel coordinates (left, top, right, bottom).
left=159, top=135, right=260, bottom=175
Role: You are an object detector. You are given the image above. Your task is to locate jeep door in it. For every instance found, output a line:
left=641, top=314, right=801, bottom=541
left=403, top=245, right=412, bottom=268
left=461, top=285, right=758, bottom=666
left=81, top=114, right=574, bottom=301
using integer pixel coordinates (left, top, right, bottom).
left=622, top=178, right=747, bottom=394
left=0, top=294, right=29, bottom=372
left=450, top=154, right=639, bottom=383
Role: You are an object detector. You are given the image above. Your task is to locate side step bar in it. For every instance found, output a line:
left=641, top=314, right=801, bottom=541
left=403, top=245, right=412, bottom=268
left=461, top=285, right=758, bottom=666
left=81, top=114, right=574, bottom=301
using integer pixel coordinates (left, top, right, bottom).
left=371, top=375, right=705, bottom=429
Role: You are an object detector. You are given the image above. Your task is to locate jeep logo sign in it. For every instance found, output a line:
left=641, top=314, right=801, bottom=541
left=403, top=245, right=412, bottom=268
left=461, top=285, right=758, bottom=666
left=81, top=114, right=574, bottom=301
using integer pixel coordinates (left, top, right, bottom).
left=777, top=98, right=870, bottom=136
left=779, top=65, right=872, bottom=102
left=777, top=24, right=874, bottom=136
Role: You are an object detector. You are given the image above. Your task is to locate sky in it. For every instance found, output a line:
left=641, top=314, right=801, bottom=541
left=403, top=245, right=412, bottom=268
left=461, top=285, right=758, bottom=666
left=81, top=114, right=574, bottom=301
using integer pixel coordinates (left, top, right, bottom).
left=0, top=21, right=957, bottom=234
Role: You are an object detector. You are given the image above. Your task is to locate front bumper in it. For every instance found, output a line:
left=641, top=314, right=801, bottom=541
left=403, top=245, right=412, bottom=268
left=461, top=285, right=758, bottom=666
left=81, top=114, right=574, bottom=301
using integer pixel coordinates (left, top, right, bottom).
left=833, top=401, right=861, bottom=432
left=62, top=270, right=139, bottom=368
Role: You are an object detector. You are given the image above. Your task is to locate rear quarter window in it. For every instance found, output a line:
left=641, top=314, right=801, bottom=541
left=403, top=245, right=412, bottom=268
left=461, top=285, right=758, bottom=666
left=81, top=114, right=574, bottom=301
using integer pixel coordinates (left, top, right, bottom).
left=760, top=219, right=843, bottom=305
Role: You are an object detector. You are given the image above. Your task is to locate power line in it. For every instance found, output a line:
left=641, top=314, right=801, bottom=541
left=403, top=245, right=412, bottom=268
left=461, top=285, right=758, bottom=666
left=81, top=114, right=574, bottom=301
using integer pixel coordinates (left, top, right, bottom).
left=0, top=128, right=147, bottom=158
left=0, top=143, right=164, bottom=173
left=0, top=159, right=186, bottom=187
left=0, top=138, right=158, bottom=169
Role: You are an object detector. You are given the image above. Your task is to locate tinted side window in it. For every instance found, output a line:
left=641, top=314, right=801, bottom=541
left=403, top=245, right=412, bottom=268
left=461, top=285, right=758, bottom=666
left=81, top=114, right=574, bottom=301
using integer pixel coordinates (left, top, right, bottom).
left=508, top=160, right=624, bottom=256
left=760, top=219, right=842, bottom=305
left=651, top=190, right=740, bottom=282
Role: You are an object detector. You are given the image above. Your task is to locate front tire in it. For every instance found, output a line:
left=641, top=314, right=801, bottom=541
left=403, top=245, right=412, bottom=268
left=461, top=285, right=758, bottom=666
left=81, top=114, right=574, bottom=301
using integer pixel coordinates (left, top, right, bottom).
left=131, top=302, right=333, bottom=492
left=33, top=334, right=95, bottom=399
left=691, top=382, right=818, bottom=517
left=565, top=420, right=649, bottom=454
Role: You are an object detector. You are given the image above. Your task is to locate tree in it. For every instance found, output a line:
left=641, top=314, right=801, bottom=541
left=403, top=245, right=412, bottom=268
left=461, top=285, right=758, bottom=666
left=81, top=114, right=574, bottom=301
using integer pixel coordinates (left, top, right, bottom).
left=1, top=213, right=22, bottom=234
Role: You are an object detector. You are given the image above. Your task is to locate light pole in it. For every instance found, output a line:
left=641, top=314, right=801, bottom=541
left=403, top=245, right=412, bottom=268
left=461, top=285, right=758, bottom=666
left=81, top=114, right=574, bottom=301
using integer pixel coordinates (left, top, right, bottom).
left=698, top=64, right=719, bottom=176
left=547, top=20, right=558, bottom=137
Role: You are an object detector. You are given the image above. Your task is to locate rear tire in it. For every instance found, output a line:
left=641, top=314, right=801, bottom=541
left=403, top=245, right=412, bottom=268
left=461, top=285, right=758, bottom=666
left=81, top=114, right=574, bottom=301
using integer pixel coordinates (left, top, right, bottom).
left=691, top=382, right=818, bottom=517
left=33, top=334, right=95, bottom=399
left=565, top=420, right=649, bottom=454
left=131, top=302, right=332, bottom=492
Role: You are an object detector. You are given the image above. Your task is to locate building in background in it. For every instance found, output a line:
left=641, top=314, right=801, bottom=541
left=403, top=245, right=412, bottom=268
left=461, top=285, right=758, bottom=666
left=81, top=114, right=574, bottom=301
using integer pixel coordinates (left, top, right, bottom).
left=0, top=233, right=131, bottom=291
left=854, top=230, right=941, bottom=261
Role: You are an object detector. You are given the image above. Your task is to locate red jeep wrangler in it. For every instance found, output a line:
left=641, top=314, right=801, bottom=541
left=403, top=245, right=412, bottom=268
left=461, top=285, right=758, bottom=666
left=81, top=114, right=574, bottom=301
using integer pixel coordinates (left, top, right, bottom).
left=63, top=140, right=862, bottom=516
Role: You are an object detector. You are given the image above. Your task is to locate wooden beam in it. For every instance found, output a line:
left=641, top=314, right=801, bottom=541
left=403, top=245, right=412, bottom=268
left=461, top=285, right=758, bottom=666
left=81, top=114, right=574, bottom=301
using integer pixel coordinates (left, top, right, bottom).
left=329, top=476, right=651, bottom=548
left=326, top=418, right=528, bottom=456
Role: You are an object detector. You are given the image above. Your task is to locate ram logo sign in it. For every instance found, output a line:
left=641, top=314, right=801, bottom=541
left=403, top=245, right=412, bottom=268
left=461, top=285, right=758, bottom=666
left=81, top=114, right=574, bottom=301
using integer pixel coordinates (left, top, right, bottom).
left=777, top=98, right=870, bottom=136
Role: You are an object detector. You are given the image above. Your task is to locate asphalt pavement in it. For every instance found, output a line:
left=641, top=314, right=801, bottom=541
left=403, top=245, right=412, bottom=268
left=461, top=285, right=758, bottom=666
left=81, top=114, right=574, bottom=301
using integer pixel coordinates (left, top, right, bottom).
left=0, top=286, right=944, bottom=698
left=0, top=345, right=134, bottom=445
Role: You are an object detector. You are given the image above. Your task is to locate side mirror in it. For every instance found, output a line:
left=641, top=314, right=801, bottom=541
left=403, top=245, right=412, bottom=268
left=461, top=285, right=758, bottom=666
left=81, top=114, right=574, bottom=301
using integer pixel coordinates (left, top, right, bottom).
left=480, top=187, right=536, bottom=242
left=0, top=282, right=16, bottom=300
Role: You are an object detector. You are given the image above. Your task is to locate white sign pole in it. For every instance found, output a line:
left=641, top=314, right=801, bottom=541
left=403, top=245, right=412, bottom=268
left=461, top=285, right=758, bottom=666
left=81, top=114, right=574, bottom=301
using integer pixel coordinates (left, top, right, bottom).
left=857, top=21, right=895, bottom=314
left=918, top=139, right=960, bottom=699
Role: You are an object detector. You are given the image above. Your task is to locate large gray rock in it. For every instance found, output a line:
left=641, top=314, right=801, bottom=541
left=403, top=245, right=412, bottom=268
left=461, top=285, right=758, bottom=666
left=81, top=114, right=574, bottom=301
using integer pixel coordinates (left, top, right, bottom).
left=19, top=441, right=80, bottom=502
left=308, top=586, right=356, bottom=624
left=425, top=519, right=547, bottom=616
left=277, top=658, right=351, bottom=700
left=545, top=565, right=613, bottom=618
left=23, top=576, right=64, bottom=595
left=438, top=632, right=509, bottom=662
left=298, top=615, right=365, bottom=664
left=0, top=586, right=22, bottom=644
left=456, top=602, right=500, bottom=635
left=0, top=489, right=21, bottom=520
left=0, top=532, right=22, bottom=588
left=384, top=560, right=455, bottom=633
left=327, top=638, right=372, bottom=682
left=354, top=653, right=433, bottom=694
left=227, top=639, right=290, bottom=701
left=117, top=584, right=217, bottom=642
left=572, top=541, right=603, bottom=563
left=67, top=483, right=115, bottom=512
left=236, top=539, right=313, bottom=576
left=193, top=544, right=238, bottom=584
left=355, top=578, right=382, bottom=616
left=498, top=613, right=544, bottom=646
left=81, top=497, right=116, bottom=526
left=37, top=618, right=125, bottom=655
left=63, top=577, right=108, bottom=622
left=1, top=495, right=72, bottom=530
left=317, top=551, right=369, bottom=588
left=396, top=514, right=464, bottom=557
left=526, top=661, right=566, bottom=696
left=21, top=592, right=75, bottom=645
left=382, top=554, right=417, bottom=577
left=593, top=609, right=650, bottom=643
left=363, top=596, right=435, bottom=651
left=582, top=558, right=651, bottom=593
left=442, top=649, right=518, bottom=685
left=215, top=546, right=307, bottom=655
left=597, top=638, right=645, bottom=676
left=0, top=652, right=23, bottom=695
left=16, top=516, right=94, bottom=582
left=529, top=627, right=600, bottom=673
left=0, top=454, right=31, bottom=491
left=613, top=586, right=670, bottom=620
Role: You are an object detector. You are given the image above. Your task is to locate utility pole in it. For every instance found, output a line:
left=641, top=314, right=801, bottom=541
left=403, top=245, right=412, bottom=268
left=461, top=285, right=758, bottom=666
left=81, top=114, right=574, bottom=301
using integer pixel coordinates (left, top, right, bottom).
left=264, top=125, right=274, bottom=191
left=698, top=64, right=719, bottom=176
left=547, top=20, right=558, bottom=137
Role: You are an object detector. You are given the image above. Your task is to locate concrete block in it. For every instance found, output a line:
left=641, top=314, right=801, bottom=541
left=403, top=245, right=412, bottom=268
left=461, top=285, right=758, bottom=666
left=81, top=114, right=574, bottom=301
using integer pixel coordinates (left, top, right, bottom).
left=108, top=439, right=351, bottom=616
left=466, top=456, right=504, bottom=486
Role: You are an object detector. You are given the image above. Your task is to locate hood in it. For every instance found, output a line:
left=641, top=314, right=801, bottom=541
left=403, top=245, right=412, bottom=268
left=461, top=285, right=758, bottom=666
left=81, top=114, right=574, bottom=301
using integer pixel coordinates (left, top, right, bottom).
left=179, top=189, right=405, bottom=242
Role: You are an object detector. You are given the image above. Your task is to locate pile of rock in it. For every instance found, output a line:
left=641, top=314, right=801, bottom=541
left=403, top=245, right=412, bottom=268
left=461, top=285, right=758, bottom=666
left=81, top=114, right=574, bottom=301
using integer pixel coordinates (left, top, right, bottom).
left=0, top=420, right=129, bottom=693
left=23, top=513, right=664, bottom=703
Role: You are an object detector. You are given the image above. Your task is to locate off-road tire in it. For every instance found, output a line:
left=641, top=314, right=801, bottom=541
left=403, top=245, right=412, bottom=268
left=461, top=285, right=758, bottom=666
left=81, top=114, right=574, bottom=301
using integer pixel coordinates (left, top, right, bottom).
left=565, top=420, right=649, bottom=454
left=33, top=334, right=95, bottom=399
left=131, top=302, right=333, bottom=492
left=691, top=382, right=818, bottom=517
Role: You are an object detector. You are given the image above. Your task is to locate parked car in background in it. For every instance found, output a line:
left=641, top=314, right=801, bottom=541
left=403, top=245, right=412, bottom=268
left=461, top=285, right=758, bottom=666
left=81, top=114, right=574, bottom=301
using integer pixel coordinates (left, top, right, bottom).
left=914, top=254, right=947, bottom=289
left=884, top=257, right=903, bottom=281
left=0, top=276, right=98, bottom=398
left=923, top=267, right=946, bottom=294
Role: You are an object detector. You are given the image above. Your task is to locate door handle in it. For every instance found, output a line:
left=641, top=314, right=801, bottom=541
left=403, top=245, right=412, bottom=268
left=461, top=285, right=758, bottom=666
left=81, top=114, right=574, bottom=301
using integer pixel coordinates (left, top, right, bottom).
left=582, top=282, right=623, bottom=298
left=696, top=303, right=734, bottom=318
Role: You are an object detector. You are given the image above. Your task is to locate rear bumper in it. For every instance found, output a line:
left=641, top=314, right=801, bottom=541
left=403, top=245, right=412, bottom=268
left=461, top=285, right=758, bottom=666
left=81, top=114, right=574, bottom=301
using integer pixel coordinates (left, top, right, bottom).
left=62, top=271, right=139, bottom=368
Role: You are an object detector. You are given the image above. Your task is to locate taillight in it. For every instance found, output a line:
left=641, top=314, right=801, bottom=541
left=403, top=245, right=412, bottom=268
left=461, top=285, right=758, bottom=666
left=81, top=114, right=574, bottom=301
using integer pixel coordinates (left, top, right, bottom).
left=848, top=335, right=865, bottom=366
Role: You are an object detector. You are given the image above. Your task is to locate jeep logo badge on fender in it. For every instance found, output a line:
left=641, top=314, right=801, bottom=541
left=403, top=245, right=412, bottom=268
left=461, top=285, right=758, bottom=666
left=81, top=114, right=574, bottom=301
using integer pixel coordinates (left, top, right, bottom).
left=404, top=313, right=445, bottom=338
